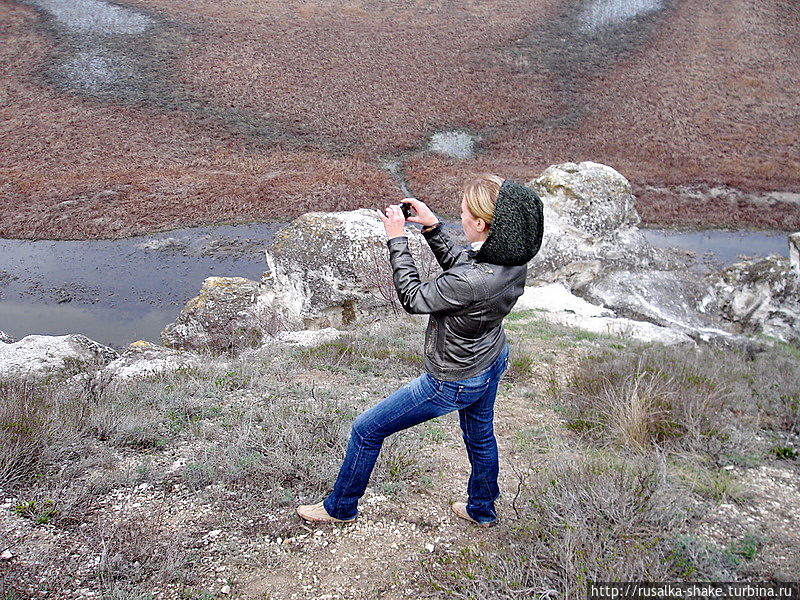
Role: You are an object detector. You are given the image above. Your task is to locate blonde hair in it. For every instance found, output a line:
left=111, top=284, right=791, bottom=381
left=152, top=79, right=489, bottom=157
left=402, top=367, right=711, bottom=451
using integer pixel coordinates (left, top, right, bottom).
left=462, top=174, right=503, bottom=225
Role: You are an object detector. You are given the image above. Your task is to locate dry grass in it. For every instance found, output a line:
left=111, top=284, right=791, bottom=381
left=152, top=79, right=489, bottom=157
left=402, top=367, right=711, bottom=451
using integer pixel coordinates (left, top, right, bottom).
left=426, top=454, right=686, bottom=598
left=0, top=377, right=92, bottom=489
left=560, top=342, right=800, bottom=459
left=1, top=317, right=797, bottom=597
left=593, top=366, right=678, bottom=452
left=1, top=0, right=798, bottom=239
left=0, top=379, right=49, bottom=488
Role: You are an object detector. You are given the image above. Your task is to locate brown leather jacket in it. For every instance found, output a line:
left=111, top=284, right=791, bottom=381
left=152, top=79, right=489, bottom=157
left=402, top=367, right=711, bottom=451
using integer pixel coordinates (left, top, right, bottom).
left=386, top=225, right=527, bottom=381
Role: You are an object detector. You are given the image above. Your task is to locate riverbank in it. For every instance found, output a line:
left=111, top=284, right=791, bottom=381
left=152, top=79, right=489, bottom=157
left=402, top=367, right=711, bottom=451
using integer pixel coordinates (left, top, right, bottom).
left=2, top=185, right=800, bottom=242
left=0, top=222, right=794, bottom=350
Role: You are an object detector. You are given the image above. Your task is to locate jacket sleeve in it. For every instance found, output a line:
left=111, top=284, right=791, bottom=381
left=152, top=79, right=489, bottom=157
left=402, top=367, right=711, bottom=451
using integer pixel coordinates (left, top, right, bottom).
left=422, top=224, right=464, bottom=271
left=386, top=236, right=474, bottom=315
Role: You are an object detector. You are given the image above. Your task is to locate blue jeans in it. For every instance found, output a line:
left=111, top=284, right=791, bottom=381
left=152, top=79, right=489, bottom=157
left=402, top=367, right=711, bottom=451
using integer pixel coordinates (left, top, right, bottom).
left=323, top=344, right=510, bottom=523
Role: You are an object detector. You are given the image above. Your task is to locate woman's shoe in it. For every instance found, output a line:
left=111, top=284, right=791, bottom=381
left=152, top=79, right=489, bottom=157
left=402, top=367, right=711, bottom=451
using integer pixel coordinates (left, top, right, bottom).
left=296, top=502, right=356, bottom=524
left=451, top=502, right=495, bottom=528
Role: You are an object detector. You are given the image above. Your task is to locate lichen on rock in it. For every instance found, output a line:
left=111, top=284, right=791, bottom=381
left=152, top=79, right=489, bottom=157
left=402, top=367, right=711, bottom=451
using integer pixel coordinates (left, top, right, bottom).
left=160, top=276, right=265, bottom=354
left=262, top=208, right=434, bottom=328
left=526, top=161, right=677, bottom=285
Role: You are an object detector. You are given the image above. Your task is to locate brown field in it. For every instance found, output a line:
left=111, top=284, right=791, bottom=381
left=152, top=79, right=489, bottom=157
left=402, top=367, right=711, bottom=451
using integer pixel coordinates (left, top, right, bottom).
left=1, top=0, right=799, bottom=239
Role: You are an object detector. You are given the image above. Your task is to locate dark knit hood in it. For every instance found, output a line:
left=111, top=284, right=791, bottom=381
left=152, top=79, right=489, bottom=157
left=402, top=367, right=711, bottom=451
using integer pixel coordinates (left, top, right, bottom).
left=473, top=180, right=544, bottom=266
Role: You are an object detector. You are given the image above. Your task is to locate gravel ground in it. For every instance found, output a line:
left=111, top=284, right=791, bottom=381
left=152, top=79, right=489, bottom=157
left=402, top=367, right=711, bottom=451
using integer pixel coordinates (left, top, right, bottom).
left=2, top=340, right=797, bottom=598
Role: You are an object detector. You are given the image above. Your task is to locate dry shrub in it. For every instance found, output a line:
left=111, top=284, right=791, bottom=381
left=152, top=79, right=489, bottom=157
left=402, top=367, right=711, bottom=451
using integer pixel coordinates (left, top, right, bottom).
left=178, top=390, right=353, bottom=502
left=85, top=381, right=169, bottom=449
left=562, top=346, right=748, bottom=455
left=359, top=236, right=442, bottom=317
left=0, top=377, right=126, bottom=528
left=361, top=242, right=406, bottom=317
left=427, top=454, right=684, bottom=598
left=0, top=379, right=49, bottom=488
left=0, top=570, right=25, bottom=600
left=562, top=343, right=800, bottom=457
left=747, top=350, right=800, bottom=434
left=0, top=377, right=90, bottom=488
left=11, top=468, right=113, bottom=529
left=246, top=396, right=350, bottom=494
left=295, top=322, right=426, bottom=378
left=176, top=368, right=428, bottom=513
left=92, top=506, right=193, bottom=589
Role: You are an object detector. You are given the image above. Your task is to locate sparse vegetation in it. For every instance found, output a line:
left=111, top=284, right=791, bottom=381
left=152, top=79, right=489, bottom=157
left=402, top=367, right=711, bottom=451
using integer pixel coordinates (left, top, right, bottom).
left=2, top=2, right=797, bottom=596
left=2, top=1, right=798, bottom=240
left=558, top=343, right=800, bottom=459
left=1, top=315, right=798, bottom=597
left=427, top=454, right=685, bottom=598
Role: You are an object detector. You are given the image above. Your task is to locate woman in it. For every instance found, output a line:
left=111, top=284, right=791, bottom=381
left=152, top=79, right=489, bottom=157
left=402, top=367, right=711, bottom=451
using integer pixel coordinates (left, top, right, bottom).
left=297, top=174, right=544, bottom=526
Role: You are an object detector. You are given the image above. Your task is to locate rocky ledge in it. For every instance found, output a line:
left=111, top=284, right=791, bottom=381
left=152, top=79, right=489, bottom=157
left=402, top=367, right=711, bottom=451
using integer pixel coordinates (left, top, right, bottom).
left=2, top=161, right=798, bottom=381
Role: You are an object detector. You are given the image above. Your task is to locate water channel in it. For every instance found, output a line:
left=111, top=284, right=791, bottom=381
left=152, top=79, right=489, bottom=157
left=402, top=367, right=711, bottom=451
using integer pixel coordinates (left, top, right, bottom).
left=0, top=225, right=792, bottom=350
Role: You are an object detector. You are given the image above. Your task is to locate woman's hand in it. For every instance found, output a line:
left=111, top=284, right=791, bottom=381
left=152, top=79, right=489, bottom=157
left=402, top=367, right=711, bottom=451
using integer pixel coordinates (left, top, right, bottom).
left=376, top=204, right=407, bottom=239
left=400, top=198, right=439, bottom=227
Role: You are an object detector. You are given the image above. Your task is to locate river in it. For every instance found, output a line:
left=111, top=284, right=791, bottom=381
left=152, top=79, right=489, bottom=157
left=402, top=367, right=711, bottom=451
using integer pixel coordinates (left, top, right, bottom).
left=0, top=226, right=792, bottom=350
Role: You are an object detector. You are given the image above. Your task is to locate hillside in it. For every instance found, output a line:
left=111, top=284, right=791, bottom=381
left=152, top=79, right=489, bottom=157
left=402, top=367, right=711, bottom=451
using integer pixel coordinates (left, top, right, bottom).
left=1, top=315, right=799, bottom=598
left=1, top=0, right=798, bottom=239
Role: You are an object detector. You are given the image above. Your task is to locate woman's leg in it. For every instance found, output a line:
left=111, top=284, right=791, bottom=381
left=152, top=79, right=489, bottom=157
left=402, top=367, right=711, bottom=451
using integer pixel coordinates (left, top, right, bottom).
left=323, top=373, right=450, bottom=520
left=457, top=346, right=509, bottom=523
left=458, top=383, right=500, bottom=523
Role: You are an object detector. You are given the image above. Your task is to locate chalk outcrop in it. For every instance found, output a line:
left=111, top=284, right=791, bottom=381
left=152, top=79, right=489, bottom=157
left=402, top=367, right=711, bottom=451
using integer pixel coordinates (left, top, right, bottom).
left=275, top=327, right=342, bottom=348
left=153, top=162, right=798, bottom=354
left=527, top=162, right=678, bottom=286
left=0, top=334, right=119, bottom=380
left=0, top=331, right=15, bottom=344
left=96, top=340, right=201, bottom=384
left=713, top=255, right=800, bottom=344
left=261, top=209, right=434, bottom=328
left=532, top=161, right=640, bottom=236
left=577, top=269, right=747, bottom=345
left=515, top=282, right=614, bottom=318
left=161, top=276, right=264, bottom=353
left=513, top=283, right=693, bottom=345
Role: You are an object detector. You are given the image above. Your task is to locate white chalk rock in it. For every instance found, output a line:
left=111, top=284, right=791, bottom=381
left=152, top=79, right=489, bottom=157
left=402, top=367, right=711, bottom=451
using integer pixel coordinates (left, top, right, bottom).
left=275, top=327, right=342, bottom=348
left=95, top=340, right=201, bottom=383
left=0, top=334, right=118, bottom=380
left=514, top=283, right=613, bottom=318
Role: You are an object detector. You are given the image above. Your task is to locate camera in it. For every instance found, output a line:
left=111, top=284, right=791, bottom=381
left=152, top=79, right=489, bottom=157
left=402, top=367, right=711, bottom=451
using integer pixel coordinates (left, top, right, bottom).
left=401, top=202, right=415, bottom=219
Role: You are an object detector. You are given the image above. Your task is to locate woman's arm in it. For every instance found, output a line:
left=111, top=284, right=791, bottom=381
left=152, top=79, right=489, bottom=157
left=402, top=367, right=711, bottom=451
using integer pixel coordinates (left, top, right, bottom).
left=377, top=203, right=473, bottom=314
left=386, top=237, right=473, bottom=315
left=400, top=199, right=463, bottom=271
left=420, top=224, right=464, bottom=272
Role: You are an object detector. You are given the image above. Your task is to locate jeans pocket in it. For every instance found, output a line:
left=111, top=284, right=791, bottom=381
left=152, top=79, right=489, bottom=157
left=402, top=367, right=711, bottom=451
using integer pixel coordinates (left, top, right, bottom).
left=456, top=380, right=490, bottom=406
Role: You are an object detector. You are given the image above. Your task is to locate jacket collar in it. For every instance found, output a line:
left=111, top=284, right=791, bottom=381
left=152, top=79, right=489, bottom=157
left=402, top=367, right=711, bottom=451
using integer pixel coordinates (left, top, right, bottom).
left=464, top=239, right=484, bottom=260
